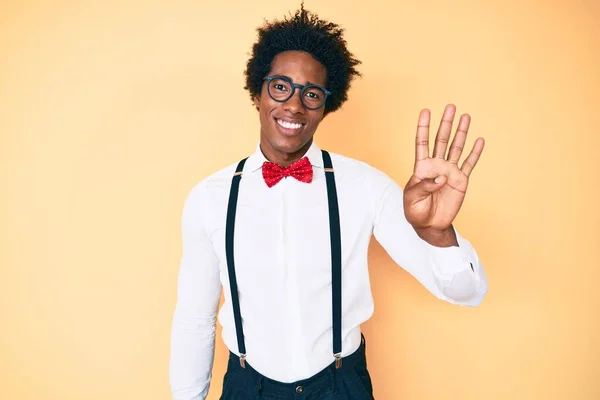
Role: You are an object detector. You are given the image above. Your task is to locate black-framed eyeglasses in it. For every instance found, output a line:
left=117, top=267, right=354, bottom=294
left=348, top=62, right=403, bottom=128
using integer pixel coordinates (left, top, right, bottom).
left=263, top=75, right=331, bottom=110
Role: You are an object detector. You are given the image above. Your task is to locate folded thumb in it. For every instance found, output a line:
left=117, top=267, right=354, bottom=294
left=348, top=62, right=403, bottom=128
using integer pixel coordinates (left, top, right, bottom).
left=412, top=175, right=446, bottom=196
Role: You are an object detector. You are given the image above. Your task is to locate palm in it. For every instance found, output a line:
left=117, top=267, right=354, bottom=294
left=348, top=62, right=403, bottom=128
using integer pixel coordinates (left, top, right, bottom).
left=404, top=105, right=485, bottom=232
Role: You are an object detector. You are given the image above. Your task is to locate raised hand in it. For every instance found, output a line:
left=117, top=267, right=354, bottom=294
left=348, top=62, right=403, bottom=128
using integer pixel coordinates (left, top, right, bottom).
left=403, top=104, right=484, bottom=241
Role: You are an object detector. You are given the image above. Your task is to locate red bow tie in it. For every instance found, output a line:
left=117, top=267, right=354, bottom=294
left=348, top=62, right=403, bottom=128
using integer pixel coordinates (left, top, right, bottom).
left=262, top=157, right=313, bottom=188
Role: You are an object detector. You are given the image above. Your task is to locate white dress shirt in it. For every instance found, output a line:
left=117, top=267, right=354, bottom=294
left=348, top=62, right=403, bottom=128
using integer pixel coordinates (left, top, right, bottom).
left=169, top=140, right=488, bottom=400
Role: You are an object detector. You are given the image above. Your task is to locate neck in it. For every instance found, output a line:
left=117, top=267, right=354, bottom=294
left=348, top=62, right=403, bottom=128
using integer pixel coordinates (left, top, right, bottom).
left=260, top=138, right=313, bottom=168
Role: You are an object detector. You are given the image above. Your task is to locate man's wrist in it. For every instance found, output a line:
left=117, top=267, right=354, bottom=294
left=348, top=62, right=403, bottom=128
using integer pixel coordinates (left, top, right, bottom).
left=414, top=225, right=459, bottom=247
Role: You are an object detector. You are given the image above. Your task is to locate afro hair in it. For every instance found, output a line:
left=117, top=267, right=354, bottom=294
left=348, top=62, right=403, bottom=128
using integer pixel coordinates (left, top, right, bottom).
left=244, top=4, right=362, bottom=115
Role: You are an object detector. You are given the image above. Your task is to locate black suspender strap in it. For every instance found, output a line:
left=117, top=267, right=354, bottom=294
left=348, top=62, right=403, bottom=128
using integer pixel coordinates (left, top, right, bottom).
left=224, top=151, right=343, bottom=369
left=321, top=150, right=343, bottom=368
left=225, top=157, right=248, bottom=367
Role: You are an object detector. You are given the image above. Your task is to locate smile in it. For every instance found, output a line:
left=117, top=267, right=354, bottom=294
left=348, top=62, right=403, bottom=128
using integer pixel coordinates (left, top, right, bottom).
left=276, top=118, right=304, bottom=130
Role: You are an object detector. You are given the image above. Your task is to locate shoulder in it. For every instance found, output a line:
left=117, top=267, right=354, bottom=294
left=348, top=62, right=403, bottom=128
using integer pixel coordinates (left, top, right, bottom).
left=326, top=151, right=397, bottom=190
left=182, top=159, right=242, bottom=211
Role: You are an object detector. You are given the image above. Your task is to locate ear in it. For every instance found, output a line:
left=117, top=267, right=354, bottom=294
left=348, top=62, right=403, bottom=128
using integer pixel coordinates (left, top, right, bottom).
left=253, top=96, right=260, bottom=111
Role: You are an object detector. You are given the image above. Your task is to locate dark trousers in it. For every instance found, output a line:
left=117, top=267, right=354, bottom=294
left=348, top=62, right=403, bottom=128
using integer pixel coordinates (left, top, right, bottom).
left=220, top=335, right=374, bottom=400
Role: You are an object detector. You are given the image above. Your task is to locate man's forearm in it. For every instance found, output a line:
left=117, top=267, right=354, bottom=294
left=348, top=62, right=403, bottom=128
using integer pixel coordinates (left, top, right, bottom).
left=169, top=315, right=217, bottom=400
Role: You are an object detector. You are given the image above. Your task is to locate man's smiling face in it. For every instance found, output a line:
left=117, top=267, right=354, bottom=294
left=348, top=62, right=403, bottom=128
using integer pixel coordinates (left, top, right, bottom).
left=254, top=50, right=328, bottom=166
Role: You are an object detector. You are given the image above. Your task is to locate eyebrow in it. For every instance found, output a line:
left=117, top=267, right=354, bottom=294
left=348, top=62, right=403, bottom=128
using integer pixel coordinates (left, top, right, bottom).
left=276, top=74, right=322, bottom=87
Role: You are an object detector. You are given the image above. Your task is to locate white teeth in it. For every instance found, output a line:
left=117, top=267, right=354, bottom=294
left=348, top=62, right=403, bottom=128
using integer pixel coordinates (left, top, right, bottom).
left=277, top=119, right=302, bottom=129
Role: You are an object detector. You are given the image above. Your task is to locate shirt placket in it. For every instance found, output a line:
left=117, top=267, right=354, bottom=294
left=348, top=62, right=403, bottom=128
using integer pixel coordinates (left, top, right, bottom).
left=282, top=179, right=307, bottom=376
left=276, top=178, right=293, bottom=373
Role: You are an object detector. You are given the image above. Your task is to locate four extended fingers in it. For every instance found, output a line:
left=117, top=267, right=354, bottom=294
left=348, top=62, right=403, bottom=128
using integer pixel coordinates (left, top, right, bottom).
left=415, top=104, right=484, bottom=176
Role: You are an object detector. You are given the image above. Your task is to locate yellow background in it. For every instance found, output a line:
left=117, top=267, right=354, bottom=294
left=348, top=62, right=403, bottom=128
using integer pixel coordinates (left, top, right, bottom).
left=1, top=0, right=598, bottom=399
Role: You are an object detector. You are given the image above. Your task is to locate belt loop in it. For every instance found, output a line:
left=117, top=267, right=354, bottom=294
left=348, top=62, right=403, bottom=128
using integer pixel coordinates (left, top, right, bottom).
left=328, top=366, right=338, bottom=394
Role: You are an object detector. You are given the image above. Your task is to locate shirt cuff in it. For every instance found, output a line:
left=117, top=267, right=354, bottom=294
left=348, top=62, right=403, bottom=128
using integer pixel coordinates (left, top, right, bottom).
left=426, top=230, right=487, bottom=305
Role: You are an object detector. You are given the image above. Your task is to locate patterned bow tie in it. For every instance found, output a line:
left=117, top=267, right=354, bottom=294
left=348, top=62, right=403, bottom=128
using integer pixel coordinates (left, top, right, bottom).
left=262, top=157, right=313, bottom=188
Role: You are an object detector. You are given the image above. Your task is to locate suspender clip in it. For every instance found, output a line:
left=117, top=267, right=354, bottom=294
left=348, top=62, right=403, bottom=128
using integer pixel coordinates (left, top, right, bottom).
left=334, top=353, right=342, bottom=369
left=240, top=353, right=247, bottom=368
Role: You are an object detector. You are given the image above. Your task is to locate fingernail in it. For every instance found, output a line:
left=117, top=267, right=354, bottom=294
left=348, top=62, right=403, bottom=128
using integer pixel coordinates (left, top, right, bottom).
left=435, top=175, right=444, bottom=183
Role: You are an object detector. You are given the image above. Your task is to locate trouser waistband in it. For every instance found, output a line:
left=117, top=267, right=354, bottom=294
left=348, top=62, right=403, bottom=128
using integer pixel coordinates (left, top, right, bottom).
left=225, top=334, right=368, bottom=397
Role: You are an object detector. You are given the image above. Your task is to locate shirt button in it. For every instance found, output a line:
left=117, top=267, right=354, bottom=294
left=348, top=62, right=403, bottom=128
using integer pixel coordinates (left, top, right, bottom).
left=295, top=385, right=303, bottom=394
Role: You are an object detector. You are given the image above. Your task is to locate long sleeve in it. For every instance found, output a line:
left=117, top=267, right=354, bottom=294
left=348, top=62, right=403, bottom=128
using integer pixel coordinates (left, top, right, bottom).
left=169, top=183, right=222, bottom=399
left=372, top=173, right=488, bottom=306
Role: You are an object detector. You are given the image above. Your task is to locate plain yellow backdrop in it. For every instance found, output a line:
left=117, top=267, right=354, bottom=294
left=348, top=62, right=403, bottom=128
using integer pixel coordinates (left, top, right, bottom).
left=1, top=0, right=598, bottom=399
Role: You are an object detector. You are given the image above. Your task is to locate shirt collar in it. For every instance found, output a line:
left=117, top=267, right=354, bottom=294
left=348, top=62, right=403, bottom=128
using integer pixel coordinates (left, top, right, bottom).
left=245, top=139, right=324, bottom=173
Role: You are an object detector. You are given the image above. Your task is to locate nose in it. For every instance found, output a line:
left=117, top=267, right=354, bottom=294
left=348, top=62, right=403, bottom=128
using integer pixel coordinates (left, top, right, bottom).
left=283, top=88, right=305, bottom=114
